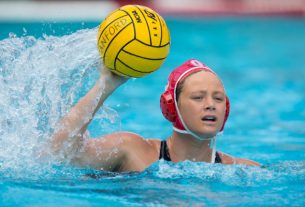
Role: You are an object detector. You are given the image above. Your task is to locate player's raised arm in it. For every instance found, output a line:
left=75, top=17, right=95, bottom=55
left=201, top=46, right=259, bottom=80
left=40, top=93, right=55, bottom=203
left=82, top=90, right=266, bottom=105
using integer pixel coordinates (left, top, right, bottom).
left=50, top=66, right=127, bottom=163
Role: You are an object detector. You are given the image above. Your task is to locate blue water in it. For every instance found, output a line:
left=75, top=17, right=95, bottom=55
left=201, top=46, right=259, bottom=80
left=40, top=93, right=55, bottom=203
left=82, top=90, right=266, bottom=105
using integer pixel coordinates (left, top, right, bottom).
left=1, top=17, right=305, bottom=206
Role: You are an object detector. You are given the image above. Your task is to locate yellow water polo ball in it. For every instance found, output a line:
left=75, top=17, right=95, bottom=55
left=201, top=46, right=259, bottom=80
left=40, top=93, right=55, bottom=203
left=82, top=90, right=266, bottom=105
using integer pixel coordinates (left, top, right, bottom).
left=97, top=5, right=170, bottom=77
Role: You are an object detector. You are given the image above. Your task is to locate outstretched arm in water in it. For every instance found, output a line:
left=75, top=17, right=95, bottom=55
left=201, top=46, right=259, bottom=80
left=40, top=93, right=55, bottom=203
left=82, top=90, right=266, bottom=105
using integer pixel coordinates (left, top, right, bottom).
left=50, top=66, right=128, bottom=171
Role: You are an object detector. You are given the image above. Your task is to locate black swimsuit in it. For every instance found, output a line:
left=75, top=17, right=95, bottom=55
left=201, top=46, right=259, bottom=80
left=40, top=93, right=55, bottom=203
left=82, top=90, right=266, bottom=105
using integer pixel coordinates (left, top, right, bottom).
left=159, top=140, right=222, bottom=163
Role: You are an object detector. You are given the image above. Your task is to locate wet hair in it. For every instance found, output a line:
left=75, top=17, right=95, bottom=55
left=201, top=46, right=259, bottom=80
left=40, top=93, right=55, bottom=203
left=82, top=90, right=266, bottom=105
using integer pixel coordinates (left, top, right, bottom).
left=175, top=71, right=201, bottom=101
left=175, top=79, right=185, bottom=102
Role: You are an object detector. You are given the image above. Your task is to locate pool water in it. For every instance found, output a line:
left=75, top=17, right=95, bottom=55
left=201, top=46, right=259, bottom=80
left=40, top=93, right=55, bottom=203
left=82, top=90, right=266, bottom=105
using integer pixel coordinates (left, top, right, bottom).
left=1, top=17, right=305, bottom=206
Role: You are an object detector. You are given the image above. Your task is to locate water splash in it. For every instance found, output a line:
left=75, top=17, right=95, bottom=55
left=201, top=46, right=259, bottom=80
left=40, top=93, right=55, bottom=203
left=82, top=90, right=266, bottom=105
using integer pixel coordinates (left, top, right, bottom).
left=0, top=28, right=120, bottom=179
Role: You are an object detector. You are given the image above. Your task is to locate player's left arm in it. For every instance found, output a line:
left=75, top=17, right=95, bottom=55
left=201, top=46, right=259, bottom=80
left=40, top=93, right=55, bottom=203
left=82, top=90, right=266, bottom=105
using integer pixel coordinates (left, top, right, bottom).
left=218, top=152, right=261, bottom=167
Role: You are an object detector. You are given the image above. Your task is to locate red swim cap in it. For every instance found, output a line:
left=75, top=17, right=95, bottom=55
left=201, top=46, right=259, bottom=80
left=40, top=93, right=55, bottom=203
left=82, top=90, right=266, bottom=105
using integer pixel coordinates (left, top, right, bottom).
left=160, top=59, right=230, bottom=134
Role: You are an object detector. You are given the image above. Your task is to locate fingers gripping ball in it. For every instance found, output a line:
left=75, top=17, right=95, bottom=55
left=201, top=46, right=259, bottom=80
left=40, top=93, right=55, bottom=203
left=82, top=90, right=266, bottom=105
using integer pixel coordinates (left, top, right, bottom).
left=97, top=5, right=170, bottom=77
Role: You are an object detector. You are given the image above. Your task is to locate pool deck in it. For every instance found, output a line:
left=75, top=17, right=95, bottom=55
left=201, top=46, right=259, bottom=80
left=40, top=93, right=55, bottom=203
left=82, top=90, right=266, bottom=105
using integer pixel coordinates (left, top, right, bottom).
left=0, top=0, right=304, bottom=22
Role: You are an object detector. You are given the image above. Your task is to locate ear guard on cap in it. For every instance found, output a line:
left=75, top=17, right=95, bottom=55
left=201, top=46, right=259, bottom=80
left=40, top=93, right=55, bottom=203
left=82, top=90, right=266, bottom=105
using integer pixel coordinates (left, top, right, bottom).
left=221, top=96, right=230, bottom=132
left=160, top=90, right=177, bottom=122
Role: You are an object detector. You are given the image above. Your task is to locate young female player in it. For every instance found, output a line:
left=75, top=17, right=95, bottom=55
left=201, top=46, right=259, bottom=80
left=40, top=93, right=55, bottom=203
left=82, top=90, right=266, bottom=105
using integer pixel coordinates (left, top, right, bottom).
left=50, top=59, right=260, bottom=172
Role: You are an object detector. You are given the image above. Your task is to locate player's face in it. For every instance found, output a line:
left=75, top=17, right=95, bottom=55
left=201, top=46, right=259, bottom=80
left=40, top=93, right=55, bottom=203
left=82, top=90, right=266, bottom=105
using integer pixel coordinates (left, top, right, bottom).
left=177, top=71, right=226, bottom=138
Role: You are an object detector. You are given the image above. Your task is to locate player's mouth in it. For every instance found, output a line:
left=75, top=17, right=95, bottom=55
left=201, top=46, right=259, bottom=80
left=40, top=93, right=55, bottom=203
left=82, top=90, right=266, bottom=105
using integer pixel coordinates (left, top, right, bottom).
left=201, top=115, right=217, bottom=122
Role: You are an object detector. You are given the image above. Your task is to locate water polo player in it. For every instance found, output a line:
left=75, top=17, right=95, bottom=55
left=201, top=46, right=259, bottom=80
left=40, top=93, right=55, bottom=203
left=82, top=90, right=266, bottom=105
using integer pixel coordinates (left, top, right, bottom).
left=50, top=59, right=260, bottom=172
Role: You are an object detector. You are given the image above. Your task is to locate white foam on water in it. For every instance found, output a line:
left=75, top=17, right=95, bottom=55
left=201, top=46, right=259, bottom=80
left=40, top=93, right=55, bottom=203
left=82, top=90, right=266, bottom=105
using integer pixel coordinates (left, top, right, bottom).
left=0, top=27, right=121, bottom=179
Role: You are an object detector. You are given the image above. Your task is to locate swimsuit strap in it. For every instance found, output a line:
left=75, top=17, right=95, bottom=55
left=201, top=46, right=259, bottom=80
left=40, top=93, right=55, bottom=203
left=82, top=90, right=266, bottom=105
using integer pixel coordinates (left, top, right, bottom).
left=159, top=140, right=171, bottom=161
left=159, top=140, right=222, bottom=163
left=215, top=151, right=222, bottom=163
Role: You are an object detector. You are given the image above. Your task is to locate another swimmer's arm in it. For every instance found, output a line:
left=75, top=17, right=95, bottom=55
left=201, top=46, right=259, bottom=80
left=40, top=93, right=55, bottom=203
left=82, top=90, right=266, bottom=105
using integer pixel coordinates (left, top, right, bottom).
left=50, top=66, right=127, bottom=160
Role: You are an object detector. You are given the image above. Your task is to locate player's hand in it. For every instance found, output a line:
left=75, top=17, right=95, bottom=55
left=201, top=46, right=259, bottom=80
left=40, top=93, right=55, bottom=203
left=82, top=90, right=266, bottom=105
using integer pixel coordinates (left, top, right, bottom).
left=99, top=64, right=129, bottom=89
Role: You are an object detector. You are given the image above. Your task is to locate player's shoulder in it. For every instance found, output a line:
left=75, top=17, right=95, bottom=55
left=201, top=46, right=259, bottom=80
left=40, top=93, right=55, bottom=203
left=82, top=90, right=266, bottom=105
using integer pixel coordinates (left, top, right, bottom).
left=218, top=151, right=261, bottom=167
left=110, top=131, right=146, bottom=142
left=102, top=131, right=156, bottom=150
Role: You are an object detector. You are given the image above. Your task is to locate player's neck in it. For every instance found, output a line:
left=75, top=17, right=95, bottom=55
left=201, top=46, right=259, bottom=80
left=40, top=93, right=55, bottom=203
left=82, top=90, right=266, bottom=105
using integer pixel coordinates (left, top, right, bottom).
left=167, top=132, right=214, bottom=162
